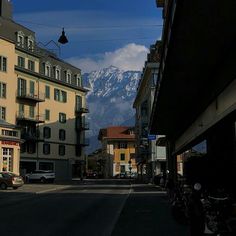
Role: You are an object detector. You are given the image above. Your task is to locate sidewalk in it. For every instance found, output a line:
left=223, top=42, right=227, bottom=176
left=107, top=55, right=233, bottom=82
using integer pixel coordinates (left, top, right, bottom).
left=112, top=184, right=189, bottom=236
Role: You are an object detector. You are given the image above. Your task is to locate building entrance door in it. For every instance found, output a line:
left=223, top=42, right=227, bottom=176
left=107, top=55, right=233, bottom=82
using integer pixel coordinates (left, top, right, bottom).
left=2, top=148, right=13, bottom=172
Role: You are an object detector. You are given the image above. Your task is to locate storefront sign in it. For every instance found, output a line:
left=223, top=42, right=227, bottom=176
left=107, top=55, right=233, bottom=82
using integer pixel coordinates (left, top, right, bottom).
left=1, top=141, right=19, bottom=146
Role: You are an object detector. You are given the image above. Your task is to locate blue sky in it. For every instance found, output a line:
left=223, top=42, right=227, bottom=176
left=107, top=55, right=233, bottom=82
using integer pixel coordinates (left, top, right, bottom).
left=12, top=0, right=163, bottom=73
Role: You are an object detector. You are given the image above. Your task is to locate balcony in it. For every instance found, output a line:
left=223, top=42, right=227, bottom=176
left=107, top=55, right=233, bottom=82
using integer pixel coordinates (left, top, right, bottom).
left=77, top=138, right=90, bottom=147
left=75, top=106, right=89, bottom=114
left=16, top=90, right=45, bottom=102
left=16, top=111, right=45, bottom=123
left=76, top=122, right=90, bottom=131
left=156, top=0, right=165, bottom=7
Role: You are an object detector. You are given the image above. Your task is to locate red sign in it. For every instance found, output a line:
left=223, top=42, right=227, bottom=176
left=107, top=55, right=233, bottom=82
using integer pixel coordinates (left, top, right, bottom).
left=1, top=141, right=19, bottom=146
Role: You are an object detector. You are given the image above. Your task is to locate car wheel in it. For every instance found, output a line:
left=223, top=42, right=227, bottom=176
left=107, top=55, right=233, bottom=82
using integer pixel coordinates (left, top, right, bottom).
left=40, top=177, right=46, bottom=183
left=0, top=182, right=7, bottom=190
left=13, top=187, right=18, bottom=190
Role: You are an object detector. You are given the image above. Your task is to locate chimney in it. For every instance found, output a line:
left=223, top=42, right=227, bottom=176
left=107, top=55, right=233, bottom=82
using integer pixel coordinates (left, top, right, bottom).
left=0, top=0, right=13, bottom=20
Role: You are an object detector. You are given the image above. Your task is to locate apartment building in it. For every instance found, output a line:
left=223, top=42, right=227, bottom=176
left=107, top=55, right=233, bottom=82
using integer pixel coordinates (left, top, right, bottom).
left=133, top=41, right=166, bottom=182
left=0, top=0, right=89, bottom=179
left=98, top=126, right=137, bottom=178
left=0, top=36, right=21, bottom=174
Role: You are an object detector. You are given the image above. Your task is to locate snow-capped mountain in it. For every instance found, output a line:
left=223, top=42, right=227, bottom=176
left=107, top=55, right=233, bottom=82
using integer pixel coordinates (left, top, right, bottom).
left=83, top=66, right=141, bottom=154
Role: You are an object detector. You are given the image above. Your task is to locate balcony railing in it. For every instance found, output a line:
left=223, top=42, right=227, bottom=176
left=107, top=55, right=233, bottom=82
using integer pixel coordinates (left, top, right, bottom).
left=76, top=122, right=90, bottom=130
left=16, top=90, right=45, bottom=102
left=16, top=111, right=45, bottom=123
left=75, top=106, right=89, bottom=114
left=77, top=138, right=90, bottom=146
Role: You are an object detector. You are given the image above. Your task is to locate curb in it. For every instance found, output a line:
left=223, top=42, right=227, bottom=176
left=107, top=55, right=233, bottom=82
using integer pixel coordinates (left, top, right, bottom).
left=35, top=185, right=73, bottom=194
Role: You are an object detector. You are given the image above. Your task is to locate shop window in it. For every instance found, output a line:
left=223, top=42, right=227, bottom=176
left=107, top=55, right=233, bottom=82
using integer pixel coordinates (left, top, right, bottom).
left=39, top=162, right=54, bottom=171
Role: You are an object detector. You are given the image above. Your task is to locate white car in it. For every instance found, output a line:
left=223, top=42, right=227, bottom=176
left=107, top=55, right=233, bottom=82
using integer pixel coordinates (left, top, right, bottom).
left=25, top=170, right=55, bottom=183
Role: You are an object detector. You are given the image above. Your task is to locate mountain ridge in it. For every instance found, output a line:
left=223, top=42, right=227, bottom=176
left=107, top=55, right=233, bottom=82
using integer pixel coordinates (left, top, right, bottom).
left=83, top=66, right=141, bottom=154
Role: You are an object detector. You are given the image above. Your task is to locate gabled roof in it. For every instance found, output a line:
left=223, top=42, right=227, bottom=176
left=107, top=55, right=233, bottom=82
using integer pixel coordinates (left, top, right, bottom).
left=98, top=126, right=135, bottom=141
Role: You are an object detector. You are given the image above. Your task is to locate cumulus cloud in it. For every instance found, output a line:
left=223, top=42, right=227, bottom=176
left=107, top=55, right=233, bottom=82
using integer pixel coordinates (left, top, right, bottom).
left=66, top=43, right=149, bottom=73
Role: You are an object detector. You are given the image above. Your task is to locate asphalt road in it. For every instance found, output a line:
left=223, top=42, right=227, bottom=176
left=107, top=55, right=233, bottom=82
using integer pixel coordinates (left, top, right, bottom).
left=0, top=180, right=188, bottom=236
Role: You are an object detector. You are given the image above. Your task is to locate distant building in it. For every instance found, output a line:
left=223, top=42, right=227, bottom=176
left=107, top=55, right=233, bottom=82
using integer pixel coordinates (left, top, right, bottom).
left=0, top=0, right=89, bottom=179
left=98, top=126, right=137, bottom=178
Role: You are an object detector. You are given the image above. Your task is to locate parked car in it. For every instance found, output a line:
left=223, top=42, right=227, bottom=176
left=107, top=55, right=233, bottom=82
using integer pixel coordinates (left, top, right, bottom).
left=25, top=170, right=55, bottom=183
left=0, top=171, right=24, bottom=190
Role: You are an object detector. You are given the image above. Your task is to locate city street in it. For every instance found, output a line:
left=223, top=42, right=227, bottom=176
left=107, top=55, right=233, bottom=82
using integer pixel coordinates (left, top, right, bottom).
left=0, top=179, right=188, bottom=236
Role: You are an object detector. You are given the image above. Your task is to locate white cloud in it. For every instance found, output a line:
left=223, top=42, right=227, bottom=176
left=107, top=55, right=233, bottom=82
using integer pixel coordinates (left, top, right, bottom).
left=66, top=43, right=149, bottom=73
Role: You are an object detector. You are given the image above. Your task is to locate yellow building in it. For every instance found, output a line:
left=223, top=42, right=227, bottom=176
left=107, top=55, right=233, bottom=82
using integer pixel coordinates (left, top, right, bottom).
left=98, top=126, right=137, bottom=178
left=0, top=36, right=22, bottom=174
left=0, top=0, right=89, bottom=179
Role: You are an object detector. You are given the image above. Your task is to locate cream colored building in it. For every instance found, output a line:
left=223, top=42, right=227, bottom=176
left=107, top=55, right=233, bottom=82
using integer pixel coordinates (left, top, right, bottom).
left=0, top=36, right=22, bottom=174
left=0, top=0, right=89, bottom=179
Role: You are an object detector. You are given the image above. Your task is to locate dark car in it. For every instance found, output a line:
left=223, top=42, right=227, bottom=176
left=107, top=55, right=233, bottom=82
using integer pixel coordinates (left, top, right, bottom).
left=0, top=172, right=24, bottom=190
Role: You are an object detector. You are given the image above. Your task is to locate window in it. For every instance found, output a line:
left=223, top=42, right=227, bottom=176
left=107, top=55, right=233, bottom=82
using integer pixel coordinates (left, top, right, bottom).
left=59, top=113, right=66, bottom=123
left=59, top=145, right=65, bottom=156
left=65, top=70, right=72, bottom=84
left=28, top=60, right=35, bottom=71
left=54, top=66, right=61, bottom=80
left=27, top=143, right=36, bottom=154
left=119, top=142, right=127, bottom=149
left=17, top=31, right=25, bottom=48
left=0, top=106, right=6, bottom=120
left=45, top=109, right=50, bottom=120
left=120, top=165, right=126, bottom=173
left=61, top=91, right=67, bottom=102
left=2, top=130, right=18, bottom=137
left=0, top=56, right=7, bottom=72
left=0, top=83, right=6, bottom=98
left=44, top=62, right=51, bottom=77
left=59, top=129, right=66, bottom=141
left=45, top=86, right=50, bottom=99
left=17, top=78, right=26, bottom=96
left=29, top=81, right=35, bottom=96
left=75, top=74, right=82, bottom=87
left=76, top=95, right=82, bottom=109
left=27, top=35, right=34, bottom=51
left=29, top=106, right=34, bottom=118
left=120, top=153, right=125, bottom=161
left=43, top=127, right=51, bottom=139
left=17, top=56, right=25, bottom=68
left=43, top=143, right=50, bottom=155
left=54, top=89, right=67, bottom=103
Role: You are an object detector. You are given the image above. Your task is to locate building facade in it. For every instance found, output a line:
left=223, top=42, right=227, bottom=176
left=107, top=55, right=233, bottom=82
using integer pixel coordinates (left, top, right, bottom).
left=133, top=41, right=166, bottom=182
left=151, top=0, right=236, bottom=198
left=98, top=126, right=137, bottom=178
left=0, top=0, right=89, bottom=179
